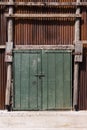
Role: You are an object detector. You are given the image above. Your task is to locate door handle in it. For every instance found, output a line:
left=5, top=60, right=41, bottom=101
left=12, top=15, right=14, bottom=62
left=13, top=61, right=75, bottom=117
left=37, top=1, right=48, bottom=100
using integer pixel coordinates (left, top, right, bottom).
left=34, top=74, right=45, bottom=78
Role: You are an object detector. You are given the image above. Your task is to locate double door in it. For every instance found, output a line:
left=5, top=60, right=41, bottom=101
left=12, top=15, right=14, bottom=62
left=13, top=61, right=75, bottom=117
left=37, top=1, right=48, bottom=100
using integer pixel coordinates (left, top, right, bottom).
left=13, top=50, right=72, bottom=110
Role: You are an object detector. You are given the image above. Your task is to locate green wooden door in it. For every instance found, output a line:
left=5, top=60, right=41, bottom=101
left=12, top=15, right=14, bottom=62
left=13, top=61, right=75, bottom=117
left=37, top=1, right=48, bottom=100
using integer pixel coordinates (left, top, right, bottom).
left=13, top=50, right=72, bottom=110
left=13, top=50, right=42, bottom=110
left=41, top=50, right=72, bottom=110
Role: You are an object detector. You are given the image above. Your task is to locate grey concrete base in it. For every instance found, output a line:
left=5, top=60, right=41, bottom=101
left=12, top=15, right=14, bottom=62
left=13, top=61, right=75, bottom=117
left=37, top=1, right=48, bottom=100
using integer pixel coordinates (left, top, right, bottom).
left=0, top=111, right=87, bottom=129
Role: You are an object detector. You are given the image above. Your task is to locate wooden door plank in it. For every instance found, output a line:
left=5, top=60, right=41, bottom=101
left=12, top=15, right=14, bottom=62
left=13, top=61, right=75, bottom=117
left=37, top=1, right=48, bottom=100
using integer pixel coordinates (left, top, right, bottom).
left=13, top=53, right=21, bottom=109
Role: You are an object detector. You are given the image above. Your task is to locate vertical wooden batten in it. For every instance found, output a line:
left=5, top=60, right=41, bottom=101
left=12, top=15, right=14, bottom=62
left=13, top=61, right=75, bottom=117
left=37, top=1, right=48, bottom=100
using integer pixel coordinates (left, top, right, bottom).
left=5, top=0, right=13, bottom=109
left=73, top=0, right=81, bottom=111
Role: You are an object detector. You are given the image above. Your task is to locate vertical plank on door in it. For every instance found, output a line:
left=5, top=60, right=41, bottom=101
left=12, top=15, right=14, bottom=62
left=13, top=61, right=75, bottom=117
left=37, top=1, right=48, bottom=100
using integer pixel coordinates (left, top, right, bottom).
left=63, top=52, right=72, bottom=109
left=13, top=52, right=21, bottom=109
left=20, top=53, right=29, bottom=109
left=55, top=51, right=64, bottom=109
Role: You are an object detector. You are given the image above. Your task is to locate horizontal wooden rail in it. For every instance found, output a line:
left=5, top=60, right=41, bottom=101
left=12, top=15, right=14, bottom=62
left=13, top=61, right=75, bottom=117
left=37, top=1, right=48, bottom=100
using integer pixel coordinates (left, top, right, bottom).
left=15, top=45, right=74, bottom=50
left=5, top=14, right=81, bottom=18
left=0, top=45, right=6, bottom=49
left=0, top=2, right=87, bottom=6
left=74, top=40, right=87, bottom=44
left=82, top=41, right=87, bottom=44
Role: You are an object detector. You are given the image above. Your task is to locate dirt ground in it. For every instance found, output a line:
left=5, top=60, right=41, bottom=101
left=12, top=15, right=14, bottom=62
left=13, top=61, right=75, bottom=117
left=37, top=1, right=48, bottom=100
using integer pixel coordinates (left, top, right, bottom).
left=0, top=111, right=87, bottom=130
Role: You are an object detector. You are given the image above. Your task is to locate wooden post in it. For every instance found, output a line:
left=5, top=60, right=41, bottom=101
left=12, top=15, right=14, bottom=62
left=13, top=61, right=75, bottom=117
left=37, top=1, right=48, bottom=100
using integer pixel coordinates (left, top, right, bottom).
left=5, top=0, right=13, bottom=109
left=73, top=0, right=81, bottom=110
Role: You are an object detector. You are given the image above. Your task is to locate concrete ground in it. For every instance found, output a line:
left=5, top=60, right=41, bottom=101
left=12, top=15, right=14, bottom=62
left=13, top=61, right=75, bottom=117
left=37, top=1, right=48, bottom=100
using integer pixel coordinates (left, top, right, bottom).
left=0, top=111, right=87, bottom=130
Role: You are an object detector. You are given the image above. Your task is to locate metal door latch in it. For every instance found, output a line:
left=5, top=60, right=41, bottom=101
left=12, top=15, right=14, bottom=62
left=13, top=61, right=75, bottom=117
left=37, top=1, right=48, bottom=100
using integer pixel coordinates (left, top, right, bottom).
left=34, top=74, right=45, bottom=79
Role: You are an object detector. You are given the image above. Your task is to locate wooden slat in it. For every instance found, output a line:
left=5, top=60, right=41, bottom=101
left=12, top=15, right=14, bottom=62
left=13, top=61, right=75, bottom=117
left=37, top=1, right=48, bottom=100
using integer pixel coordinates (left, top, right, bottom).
left=5, top=42, right=13, bottom=62
left=75, top=43, right=83, bottom=62
left=5, top=13, right=81, bottom=18
left=0, top=45, right=6, bottom=49
left=5, top=0, right=14, bottom=108
left=82, top=41, right=87, bottom=44
left=0, top=2, right=87, bottom=6
left=15, top=45, right=74, bottom=50
left=73, top=0, right=81, bottom=111
left=74, top=40, right=87, bottom=44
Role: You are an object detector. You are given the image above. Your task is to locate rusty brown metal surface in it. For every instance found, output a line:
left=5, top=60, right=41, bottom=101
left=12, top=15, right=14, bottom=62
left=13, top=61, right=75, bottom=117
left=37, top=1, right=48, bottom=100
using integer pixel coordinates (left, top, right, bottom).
left=78, top=48, right=87, bottom=110
left=1, top=0, right=86, bottom=46
left=78, top=0, right=87, bottom=110
left=0, top=0, right=77, bottom=46
left=0, top=50, right=7, bottom=109
left=13, top=0, right=75, bottom=45
left=0, top=1, right=7, bottom=45
left=0, top=0, right=7, bottom=109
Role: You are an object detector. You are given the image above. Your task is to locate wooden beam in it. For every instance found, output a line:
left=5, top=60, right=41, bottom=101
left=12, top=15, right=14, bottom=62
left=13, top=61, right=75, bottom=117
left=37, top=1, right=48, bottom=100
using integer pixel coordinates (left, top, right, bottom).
left=73, top=0, right=81, bottom=111
left=0, top=45, right=6, bottom=49
left=14, top=45, right=74, bottom=50
left=5, top=0, right=13, bottom=108
left=75, top=42, right=83, bottom=62
left=82, top=41, right=87, bottom=44
left=0, top=2, right=87, bottom=6
left=74, top=40, right=87, bottom=44
left=5, top=42, right=13, bottom=62
left=5, top=13, right=81, bottom=18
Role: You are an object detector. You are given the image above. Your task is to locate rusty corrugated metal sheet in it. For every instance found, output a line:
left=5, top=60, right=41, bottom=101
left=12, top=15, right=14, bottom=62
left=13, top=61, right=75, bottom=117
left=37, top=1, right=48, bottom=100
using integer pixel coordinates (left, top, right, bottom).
left=78, top=0, right=87, bottom=110
left=81, top=1, right=87, bottom=41
left=0, top=0, right=7, bottom=109
left=0, top=0, right=7, bottom=45
left=78, top=48, right=87, bottom=110
left=14, top=0, right=75, bottom=45
left=0, top=50, right=7, bottom=109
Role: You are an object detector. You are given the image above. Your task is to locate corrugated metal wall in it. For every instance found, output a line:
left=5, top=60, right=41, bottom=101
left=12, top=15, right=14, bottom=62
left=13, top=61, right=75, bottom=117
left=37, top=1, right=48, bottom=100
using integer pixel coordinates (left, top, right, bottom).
left=0, top=3, right=7, bottom=45
left=14, top=0, right=75, bottom=45
left=81, top=0, right=87, bottom=42
left=0, top=50, right=7, bottom=109
left=0, top=0, right=87, bottom=110
left=78, top=0, right=87, bottom=110
left=3, top=0, right=87, bottom=44
left=78, top=48, right=87, bottom=110
left=0, top=2, right=7, bottom=109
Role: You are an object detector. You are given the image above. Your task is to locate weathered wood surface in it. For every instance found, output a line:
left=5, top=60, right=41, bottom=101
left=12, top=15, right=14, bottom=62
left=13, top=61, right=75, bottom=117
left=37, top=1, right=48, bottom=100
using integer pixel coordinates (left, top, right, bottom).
left=0, top=45, right=6, bottom=49
left=82, top=41, right=87, bottom=44
left=0, top=2, right=87, bottom=6
left=5, top=0, right=13, bottom=107
left=73, top=0, right=81, bottom=111
left=5, top=64, right=12, bottom=106
left=5, top=13, right=81, bottom=18
left=5, top=42, right=13, bottom=62
left=75, top=42, right=83, bottom=62
left=15, top=45, right=74, bottom=50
